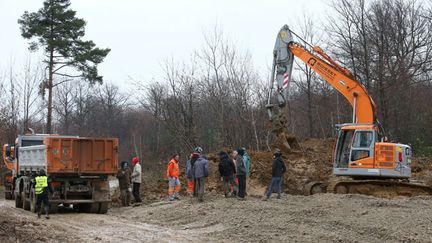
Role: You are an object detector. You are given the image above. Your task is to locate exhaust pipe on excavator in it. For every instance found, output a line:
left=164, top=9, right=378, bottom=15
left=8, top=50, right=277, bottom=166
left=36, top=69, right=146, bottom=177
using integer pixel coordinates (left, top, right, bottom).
left=27, top=128, right=35, bottom=135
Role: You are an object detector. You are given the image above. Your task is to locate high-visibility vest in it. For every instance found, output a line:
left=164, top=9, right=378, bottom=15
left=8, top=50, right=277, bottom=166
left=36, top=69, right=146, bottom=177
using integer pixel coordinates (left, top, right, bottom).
left=167, top=159, right=179, bottom=178
left=35, top=176, right=48, bottom=195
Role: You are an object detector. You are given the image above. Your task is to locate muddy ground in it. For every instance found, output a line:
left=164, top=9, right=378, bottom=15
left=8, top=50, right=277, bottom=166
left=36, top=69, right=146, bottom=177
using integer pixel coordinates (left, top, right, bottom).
left=2, top=137, right=432, bottom=242
left=2, top=187, right=432, bottom=242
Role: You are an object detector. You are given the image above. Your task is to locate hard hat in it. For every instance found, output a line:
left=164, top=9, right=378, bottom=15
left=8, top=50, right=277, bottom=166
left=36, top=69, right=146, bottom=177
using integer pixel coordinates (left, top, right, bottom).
left=194, top=147, right=203, bottom=154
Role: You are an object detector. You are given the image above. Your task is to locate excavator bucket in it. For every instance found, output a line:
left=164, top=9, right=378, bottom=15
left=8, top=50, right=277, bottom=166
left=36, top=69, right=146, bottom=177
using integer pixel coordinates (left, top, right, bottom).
left=269, top=112, right=301, bottom=153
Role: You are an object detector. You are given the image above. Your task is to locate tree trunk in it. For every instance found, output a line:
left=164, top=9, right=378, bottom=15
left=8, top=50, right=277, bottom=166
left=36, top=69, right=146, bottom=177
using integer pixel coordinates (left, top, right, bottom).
left=46, top=48, right=54, bottom=134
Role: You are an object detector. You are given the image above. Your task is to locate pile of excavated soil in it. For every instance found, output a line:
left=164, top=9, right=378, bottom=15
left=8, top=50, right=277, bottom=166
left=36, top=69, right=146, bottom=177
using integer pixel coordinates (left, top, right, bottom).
left=250, top=138, right=334, bottom=194
left=110, top=138, right=335, bottom=203
left=203, top=138, right=335, bottom=195
left=412, top=157, right=432, bottom=185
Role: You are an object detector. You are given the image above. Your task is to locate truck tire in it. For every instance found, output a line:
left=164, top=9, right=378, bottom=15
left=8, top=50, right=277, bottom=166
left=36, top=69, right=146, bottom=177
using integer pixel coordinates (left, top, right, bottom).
left=22, top=191, right=30, bottom=210
left=5, top=186, right=13, bottom=200
left=15, top=192, right=22, bottom=208
left=30, top=189, right=37, bottom=213
left=98, top=202, right=109, bottom=214
left=5, top=191, right=13, bottom=200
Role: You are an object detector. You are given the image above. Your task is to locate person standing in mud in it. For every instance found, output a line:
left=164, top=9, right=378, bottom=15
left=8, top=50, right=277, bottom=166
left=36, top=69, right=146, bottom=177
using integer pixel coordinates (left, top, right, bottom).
left=218, top=151, right=237, bottom=197
left=264, top=149, right=286, bottom=200
left=185, top=153, right=196, bottom=197
left=242, top=147, right=251, bottom=195
left=34, top=169, right=52, bottom=219
left=167, top=154, right=181, bottom=201
left=117, top=161, right=132, bottom=206
left=131, top=157, right=142, bottom=204
left=236, top=148, right=247, bottom=200
left=192, top=147, right=209, bottom=202
left=230, top=150, right=239, bottom=194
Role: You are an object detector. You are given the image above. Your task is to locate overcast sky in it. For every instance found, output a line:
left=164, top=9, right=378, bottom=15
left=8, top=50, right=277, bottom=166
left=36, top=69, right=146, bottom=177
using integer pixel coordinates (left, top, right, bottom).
left=1, top=0, right=328, bottom=89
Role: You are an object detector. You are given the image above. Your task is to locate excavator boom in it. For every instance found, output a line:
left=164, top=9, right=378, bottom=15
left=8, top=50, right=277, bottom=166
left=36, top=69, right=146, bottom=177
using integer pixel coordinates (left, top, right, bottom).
left=289, top=42, right=376, bottom=124
left=267, top=25, right=377, bottom=124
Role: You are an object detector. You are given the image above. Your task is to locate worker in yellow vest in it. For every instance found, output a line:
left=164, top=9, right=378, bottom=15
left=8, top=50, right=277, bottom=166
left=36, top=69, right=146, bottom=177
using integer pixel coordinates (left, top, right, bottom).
left=34, top=169, right=51, bottom=219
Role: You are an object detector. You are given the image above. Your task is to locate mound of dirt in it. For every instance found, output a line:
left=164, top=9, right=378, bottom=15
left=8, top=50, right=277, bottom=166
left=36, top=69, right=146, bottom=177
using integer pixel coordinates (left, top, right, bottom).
left=203, top=138, right=335, bottom=195
left=411, top=157, right=432, bottom=185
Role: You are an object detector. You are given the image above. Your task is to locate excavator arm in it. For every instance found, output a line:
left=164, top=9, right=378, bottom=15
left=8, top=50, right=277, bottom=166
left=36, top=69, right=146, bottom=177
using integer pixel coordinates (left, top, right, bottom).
left=288, top=42, right=376, bottom=124
left=267, top=25, right=377, bottom=125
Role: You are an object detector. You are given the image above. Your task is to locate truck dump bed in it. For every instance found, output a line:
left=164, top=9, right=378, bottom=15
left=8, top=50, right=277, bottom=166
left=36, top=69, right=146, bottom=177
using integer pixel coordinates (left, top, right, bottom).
left=18, top=137, right=118, bottom=175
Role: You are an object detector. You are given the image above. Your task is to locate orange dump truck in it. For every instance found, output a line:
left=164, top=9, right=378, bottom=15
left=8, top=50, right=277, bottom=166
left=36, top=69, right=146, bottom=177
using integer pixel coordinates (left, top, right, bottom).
left=2, top=134, right=118, bottom=214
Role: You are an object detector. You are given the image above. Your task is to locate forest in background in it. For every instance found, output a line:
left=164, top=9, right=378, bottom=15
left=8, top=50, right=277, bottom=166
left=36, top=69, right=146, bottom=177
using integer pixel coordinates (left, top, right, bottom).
left=1, top=0, right=432, bottom=165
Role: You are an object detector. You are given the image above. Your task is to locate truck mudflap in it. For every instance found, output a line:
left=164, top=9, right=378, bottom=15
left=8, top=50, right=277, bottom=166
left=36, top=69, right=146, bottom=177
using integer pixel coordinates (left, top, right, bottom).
left=92, top=180, right=110, bottom=202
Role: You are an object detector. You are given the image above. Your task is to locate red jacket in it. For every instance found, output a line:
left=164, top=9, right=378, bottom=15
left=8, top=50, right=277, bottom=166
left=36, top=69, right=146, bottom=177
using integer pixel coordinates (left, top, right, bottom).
left=167, top=159, right=179, bottom=178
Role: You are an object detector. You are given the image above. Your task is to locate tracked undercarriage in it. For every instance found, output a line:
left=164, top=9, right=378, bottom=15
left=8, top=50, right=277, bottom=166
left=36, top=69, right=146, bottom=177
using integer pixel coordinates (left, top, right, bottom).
left=304, top=178, right=432, bottom=198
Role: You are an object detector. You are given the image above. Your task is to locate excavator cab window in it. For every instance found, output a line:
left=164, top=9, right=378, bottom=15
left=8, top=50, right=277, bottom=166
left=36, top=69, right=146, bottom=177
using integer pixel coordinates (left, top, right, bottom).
left=350, top=131, right=374, bottom=162
left=352, top=131, right=373, bottom=148
left=334, top=129, right=354, bottom=168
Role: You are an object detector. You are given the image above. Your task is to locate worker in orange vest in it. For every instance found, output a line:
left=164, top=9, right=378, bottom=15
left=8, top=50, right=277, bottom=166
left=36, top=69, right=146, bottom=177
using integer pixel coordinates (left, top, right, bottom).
left=167, top=154, right=181, bottom=201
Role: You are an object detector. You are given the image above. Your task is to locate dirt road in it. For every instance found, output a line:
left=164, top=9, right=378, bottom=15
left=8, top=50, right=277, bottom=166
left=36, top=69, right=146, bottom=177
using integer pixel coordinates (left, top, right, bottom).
left=2, top=191, right=432, bottom=242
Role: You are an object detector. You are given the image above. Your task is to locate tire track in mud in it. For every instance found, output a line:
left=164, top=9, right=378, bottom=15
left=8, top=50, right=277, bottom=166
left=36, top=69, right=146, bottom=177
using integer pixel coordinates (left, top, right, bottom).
left=0, top=199, right=204, bottom=243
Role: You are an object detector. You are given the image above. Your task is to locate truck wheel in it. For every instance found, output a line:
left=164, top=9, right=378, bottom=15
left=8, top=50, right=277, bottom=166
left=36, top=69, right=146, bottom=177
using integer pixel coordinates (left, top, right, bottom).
left=30, top=189, right=37, bottom=213
left=5, top=191, right=13, bottom=200
left=22, top=191, right=30, bottom=210
left=5, top=186, right=13, bottom=200
left=15, top=192, right=22, bottom=208
left=98, top=202, right=109, bottom=214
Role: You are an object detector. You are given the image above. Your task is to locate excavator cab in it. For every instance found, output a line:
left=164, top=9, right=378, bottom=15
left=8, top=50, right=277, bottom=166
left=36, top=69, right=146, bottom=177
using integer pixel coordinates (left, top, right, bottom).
left=334, top=125, right=377, bottom=169
left=333, top=124, right=411, bottom=179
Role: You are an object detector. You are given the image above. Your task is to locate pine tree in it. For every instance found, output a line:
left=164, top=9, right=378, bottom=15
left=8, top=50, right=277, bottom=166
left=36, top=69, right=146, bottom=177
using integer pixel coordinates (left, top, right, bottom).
left=18, top=0, right=110, bottom=133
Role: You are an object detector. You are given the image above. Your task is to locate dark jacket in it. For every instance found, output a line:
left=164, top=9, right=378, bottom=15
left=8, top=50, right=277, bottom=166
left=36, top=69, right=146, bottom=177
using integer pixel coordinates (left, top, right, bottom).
left=272, top=156, right=286, bottom=177
left=218, top=152, right=236, bottom=178
left=186, top=159, right=193, bottom=179
left=117, top=168, right=131, bottom=190
left=236, top=154, right=246, bottom=176
left=193, top=156, right=209, bottom=178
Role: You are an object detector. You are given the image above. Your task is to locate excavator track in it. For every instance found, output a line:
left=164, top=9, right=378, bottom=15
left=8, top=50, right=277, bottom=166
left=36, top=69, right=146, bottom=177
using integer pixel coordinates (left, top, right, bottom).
left=326, top=179, right=432, bottom=198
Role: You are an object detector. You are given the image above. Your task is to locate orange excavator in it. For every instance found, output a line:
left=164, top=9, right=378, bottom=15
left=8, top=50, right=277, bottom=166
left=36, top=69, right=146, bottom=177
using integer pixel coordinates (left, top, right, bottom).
left=267, top=25, right=432, bottom=196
